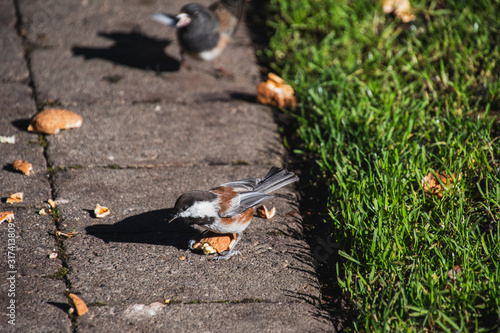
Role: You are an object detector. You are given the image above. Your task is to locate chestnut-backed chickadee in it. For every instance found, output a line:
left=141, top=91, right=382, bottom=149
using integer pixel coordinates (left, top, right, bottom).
left=169, top=167, right=299, bottom=259
left=152, top=0, right=245, bottom=77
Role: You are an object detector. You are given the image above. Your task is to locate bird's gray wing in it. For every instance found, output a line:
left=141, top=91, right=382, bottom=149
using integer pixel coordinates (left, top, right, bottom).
left=216, top=178, right=262, bottom=192
left=219, top=192, right=273, bottom=217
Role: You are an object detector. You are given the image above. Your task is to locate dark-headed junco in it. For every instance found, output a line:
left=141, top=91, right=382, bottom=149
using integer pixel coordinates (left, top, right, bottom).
left=169, top=167, right=299, bottom=259
left=152, top=0, right=245, bottom=77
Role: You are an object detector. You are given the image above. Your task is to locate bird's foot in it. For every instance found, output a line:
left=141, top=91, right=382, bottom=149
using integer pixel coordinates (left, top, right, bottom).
left=212, top=249, right=241, bottom=260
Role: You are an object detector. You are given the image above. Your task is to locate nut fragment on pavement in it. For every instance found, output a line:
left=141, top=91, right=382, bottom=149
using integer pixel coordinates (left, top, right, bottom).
left=0, top=212, right=15, bottom=224
left=191, top=231, right=237, bottom=254
left=27, top=108, right=83, bottom=135
left=47, top=199, right=57, bottom=209
left=94, top=204, right=110, bottom=218
left=257, top=205, right=276, bottom=219
left=6, top=192, right=23, bottom=204
left=13, top=160, right=33, bottom=175
left=56, top=230, right=79, bottom=239
left=257, top=73, right=297, bottom=109
left=68, top=293, right=89, bottom=316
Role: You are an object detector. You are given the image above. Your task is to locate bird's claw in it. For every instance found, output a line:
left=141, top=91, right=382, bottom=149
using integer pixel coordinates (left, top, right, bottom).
left=212, top=250, right=241, bottom=260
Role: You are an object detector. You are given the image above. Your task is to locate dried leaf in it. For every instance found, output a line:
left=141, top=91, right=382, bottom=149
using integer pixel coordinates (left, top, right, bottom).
left=257, top=205, right=276, bottom=219
left=13, top=160, right=33, bottom=175
left=383, top=0, right=416, bottom=22
left=94, top=204, right=110, bottom=218
left=191, top=231, right=237, bottom=254
left=0, top=212, right=15, bottom=224
left=6, top=192, right=23, bottom=204
left=28, top=109, right=83, bottom=135
left=68, top=293, right=89, bottom=316
left=257, top=73, right=297, bottom=109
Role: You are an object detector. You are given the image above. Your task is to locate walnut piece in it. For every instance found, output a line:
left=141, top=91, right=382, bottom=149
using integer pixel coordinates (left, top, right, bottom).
left=191, top=231, right=237, bottom=254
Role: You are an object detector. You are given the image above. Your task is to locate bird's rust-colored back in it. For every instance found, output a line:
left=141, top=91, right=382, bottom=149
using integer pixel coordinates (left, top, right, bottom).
left=209, top=0, right=245, bottom=36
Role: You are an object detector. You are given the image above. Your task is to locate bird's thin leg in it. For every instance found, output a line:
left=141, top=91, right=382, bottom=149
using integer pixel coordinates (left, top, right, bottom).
left=179, top=50, right=191, bottom=70
left=214, top=233, right=242, bottom=260
left=212, top=60, right=234, bottom=79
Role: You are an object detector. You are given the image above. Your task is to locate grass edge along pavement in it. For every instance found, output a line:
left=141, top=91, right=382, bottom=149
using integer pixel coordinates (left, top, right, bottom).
left=264, top=0, right=500, bottom=331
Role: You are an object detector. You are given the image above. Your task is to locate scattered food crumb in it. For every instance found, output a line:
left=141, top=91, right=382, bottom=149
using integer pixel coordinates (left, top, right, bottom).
left=68, top=293, right=89, bottom=316
left=56, top=230, right=79, bottom=239
left=13, top=160, right=33, bottom=175
left=257, top=73, right=297, bottom=109
left=179, top=256, right=186, bottom=260
left=94, top=204, right=110, bottom=218
left=257, top=205, right=276, bottom=219
left=39, top=208, right=47, bottom=215
left=48, top=199, right=57, bottom=209
left=0, top=135, right=15, bottom=144
left=49, top=252, right=58, bottom=259
left=421, top=171, right=459, bottom=199
left=0, top=212, right=15, bottom=224
left=6, top=192, right=23, bottom=204
left=28, top=108, right=83, bottom=135
left=382, top=0, right=416, bottom=23
left=191, top=231, right=237, bottom=254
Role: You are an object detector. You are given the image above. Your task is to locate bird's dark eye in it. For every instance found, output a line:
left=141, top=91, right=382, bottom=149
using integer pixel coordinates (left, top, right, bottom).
left=193, top=10, right=199, bottom=16
left=182, top=205, right=188, bottom=211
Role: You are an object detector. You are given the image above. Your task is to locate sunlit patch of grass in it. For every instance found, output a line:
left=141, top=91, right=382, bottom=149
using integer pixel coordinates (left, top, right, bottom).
left=266, top=0, right=500, bottom=330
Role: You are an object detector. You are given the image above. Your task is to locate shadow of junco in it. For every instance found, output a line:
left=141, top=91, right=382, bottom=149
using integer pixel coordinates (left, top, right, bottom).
left=169, top=167, right=299, bottom=259
left=152, top=0, right=246, bottom=78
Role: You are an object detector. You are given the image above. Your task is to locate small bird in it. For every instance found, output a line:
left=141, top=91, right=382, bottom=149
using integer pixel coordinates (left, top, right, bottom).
left=152, top=0, right=245, bottom=77
left=169, top=167, right=299, bottom=259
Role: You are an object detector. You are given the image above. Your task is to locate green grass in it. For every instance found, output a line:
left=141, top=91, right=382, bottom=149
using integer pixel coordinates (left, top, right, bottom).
left=264, top=0, right=500, bottom=331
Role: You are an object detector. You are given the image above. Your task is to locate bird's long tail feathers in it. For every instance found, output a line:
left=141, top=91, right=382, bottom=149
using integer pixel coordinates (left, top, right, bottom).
left=255, top=167, right=299, bottom=194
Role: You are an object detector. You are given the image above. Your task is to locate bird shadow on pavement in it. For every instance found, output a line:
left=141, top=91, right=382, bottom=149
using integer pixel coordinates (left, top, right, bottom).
left=72, top=31, right=180, bottom=73
left=85, top=208, right=198, bottom=251
left=11, top=119, right=31, bottom=132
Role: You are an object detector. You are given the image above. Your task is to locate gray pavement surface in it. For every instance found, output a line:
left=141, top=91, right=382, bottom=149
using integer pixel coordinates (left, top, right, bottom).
left=0, top=0, right=334, bottom=331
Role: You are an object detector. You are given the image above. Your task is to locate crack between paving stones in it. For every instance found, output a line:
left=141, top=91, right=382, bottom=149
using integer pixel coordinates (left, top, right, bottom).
left=13, top=1, right=79, bottom=331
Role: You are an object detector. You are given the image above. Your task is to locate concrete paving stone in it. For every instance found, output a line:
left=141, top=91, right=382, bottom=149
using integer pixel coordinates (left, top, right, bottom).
left=21, top=0, right=259, bottom=107
left=65, top=233, right=318, bottom=304
left=77, top=301, right=333, bottom=333
left=52, top=166, right=301, bottom=235
left=29, top=43, right=258, bottom=107
left=0, top=205, right=61, bottom=278
left=0, top=0, right=17, bottom=28
left=0, top=276, right=71, bottom=333
left=0, top=1, right=30, bottom=84
left=45, top=101, right=284, bottom=168
left=1, top=83, right=49, bottom=207
left=0, top=28, right=30, bottom=84
left=50, top=166, right=319, bottom=304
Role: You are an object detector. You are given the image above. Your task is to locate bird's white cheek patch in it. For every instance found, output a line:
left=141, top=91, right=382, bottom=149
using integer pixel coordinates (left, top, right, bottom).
left=180, top=201, right=218, bottom=219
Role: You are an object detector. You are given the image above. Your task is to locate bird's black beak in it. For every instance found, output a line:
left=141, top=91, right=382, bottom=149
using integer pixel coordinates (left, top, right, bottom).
left=168, top=214, right=179, bottom=223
